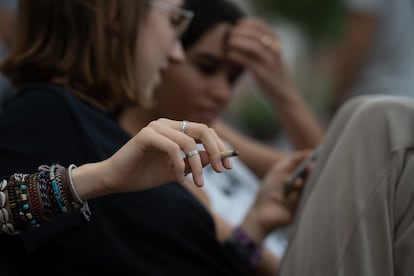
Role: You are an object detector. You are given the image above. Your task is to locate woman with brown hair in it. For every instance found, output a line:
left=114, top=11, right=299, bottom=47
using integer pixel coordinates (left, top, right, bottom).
left=0, top=0, right=274, bottom=274
left=0, top=0, right=309, bottom=275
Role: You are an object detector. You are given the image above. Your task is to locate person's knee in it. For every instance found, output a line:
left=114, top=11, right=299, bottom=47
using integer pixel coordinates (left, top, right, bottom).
left=355, top=95, right=414, bottom=117
left=334, top=95, right=376, bottom=120
left=346, top=95, right=414, bottom=136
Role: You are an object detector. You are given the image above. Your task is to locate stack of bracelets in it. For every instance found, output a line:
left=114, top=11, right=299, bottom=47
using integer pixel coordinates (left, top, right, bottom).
left=0, top=164, right=90, bottom=235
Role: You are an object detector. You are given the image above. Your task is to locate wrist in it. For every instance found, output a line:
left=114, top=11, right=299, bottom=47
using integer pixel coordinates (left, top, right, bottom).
left=224, top=226, right=263, bottom=269
left=264, top=77, right=297, bottom=103
left=241, top=208, right=268, bottom=243
left=71, top=162, right=108, bottom=200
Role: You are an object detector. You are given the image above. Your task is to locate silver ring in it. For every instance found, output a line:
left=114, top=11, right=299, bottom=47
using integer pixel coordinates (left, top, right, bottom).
left=186, top=149, right=199, bottom=158
left=180, top=120, right=189, bottom=134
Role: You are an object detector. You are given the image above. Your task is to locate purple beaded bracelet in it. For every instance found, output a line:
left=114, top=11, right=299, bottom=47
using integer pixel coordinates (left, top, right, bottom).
left=227, top=226, right=262, bottom=268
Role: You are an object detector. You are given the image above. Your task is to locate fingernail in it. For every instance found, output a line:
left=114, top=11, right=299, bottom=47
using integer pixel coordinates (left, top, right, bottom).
left=197, top=175, right=204, bottom=187
left=214, top=161, right=223, bottom=172
left=224, top=159, right=232, bottom=169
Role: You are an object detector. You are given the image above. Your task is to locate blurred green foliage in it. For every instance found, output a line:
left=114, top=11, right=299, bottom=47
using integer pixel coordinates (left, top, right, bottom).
left=250, top=0, right=346, bottom=42
left=237, top=91, right=281, bottom=141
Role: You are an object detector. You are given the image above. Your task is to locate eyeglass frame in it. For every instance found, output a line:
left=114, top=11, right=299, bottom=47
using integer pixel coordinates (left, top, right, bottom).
left=145, top=0, right=194, bottom=37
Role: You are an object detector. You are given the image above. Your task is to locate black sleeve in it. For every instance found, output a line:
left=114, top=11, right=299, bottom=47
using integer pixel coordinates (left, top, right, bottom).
left=0, top=87, right=87, bottom=275
left=0, top=87, right=85, bottom=178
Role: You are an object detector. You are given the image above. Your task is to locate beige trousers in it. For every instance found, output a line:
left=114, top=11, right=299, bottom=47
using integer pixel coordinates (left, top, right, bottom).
left=279, top=95, right=414, bottom=276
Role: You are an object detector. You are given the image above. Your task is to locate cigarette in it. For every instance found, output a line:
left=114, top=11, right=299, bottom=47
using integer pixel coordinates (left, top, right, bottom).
left=220, top=149, right=239, bottom=159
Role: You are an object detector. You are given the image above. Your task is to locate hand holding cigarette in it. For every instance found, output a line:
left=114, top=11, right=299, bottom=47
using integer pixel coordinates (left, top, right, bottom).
left=183, top=149, right=239, bottom=177
left=220, top=149, right=239, bottom=159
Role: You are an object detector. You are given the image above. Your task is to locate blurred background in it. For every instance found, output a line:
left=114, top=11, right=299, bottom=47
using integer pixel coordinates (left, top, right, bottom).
left=3, top=0, right=410, bottom=152
left=222, top=0, right=346, bottom=150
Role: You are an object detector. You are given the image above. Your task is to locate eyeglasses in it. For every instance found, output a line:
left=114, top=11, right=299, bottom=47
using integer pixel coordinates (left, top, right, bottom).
left=146, top=0, right=194, bottom=37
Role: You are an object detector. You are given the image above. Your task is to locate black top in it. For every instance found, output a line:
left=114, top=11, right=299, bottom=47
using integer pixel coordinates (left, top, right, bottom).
left=0, top=84, right=242, bottom=275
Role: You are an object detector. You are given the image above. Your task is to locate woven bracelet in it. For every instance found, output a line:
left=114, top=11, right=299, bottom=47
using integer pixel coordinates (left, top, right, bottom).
left=224, top=226, right=262, bottom=269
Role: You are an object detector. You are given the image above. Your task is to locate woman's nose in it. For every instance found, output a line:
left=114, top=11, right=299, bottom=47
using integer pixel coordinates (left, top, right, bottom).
left=169, top=40, right=185, bottom=62
left=208, top=77, right=232, bottom=104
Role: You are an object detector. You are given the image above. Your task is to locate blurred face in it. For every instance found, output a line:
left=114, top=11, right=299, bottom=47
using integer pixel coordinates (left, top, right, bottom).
left=152, top=23, right=244, bottom=124
left=136, top=0, right=192, bottom=102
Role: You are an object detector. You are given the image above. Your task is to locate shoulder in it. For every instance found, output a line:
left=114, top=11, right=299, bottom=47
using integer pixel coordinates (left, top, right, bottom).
left=0, top=84, right=85, bottom=174
left=0, top=83, right=80, bottom=141
left=2, top=83, right=74, bottom=119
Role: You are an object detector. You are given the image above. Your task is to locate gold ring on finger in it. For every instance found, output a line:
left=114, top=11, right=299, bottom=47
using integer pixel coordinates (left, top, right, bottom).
left=260, top=35, right=273, bottom=47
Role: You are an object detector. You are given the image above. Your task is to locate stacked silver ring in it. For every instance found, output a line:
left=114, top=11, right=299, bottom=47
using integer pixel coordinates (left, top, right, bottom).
left=186, top=149, right=199, bottom=158
left=180, top=120, right=189, bottom=134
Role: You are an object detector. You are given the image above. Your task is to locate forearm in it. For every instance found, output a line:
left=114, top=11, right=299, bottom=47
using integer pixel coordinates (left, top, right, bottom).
left=270, top=85, right=324, bottom=149
left=331, top=12, right=378, bottom=111
left=71, top=161, right=112, bottom=200
left=215, top=213, right=280, bottom=275
left=253, top=249, right=280, bottom=276
left=225, top=17, right=324, bottom=150
left=213, top=120, right=286, bottom=178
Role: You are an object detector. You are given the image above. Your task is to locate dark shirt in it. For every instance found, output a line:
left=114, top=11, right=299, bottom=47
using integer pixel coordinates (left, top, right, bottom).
left=0, top=73, right=16, bottom=113
left=0, top=84, right=242, bottom=275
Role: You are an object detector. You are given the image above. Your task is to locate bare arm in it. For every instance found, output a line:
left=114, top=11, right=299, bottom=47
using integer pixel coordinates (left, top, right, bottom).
left=182, top=151, right=312, bottom=275
left=213, top=120, right=286, bottom=178
left=1, top=119, right=233, bottom=234
left=226, top=18, right=325, bottom=150
left=267, top=83, right=324, bottom=149
left=214, top=211, right=280, bottom=275
left=181, top=179, right=280, bottom=275
left=331, top=11, right=378, bottom=111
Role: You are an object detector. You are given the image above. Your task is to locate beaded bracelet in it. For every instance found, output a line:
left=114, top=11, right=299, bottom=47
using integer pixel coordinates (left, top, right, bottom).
left=224, top=226, right=262, bottom=269
left=50, top=164, right=66, bottom=212
left=38, top=170, right=56, bottom=217
left=13, top=174, right=39, bottom=230
left=28, top=173, right=48, bottom=224
left=38, top=165, right=75, bottom=216
left=9, top=174, right=29, bottom=231
left=0, top=164, right=92, bottom=235
left=21, top=174, right=40, bottom=229
left=0, top=179, right=15, bottom=235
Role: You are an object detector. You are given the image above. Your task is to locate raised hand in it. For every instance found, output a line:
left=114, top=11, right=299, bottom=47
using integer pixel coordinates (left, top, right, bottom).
left=226, top=18, right=324, bottom=149
left=240, top=150, right=313, bottom=242
left=226, top=18, right=294, bottom=102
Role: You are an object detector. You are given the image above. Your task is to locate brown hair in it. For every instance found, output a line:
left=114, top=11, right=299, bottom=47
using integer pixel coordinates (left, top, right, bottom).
left=0, top=0, right=147, bottom=111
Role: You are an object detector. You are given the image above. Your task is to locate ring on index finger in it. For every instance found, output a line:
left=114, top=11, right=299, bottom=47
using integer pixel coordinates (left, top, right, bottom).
left=180, top=120, right=189, bottom=135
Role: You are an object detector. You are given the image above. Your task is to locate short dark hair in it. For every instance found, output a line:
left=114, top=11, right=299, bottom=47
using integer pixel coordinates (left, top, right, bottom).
left=181, top=0, right=246, bottom=50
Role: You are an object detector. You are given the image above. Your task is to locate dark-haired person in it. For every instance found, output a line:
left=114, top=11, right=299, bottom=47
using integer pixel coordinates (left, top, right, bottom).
left=120, top=0, right=323, bottom=265
left=0, top=0, right=292, bottom=275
